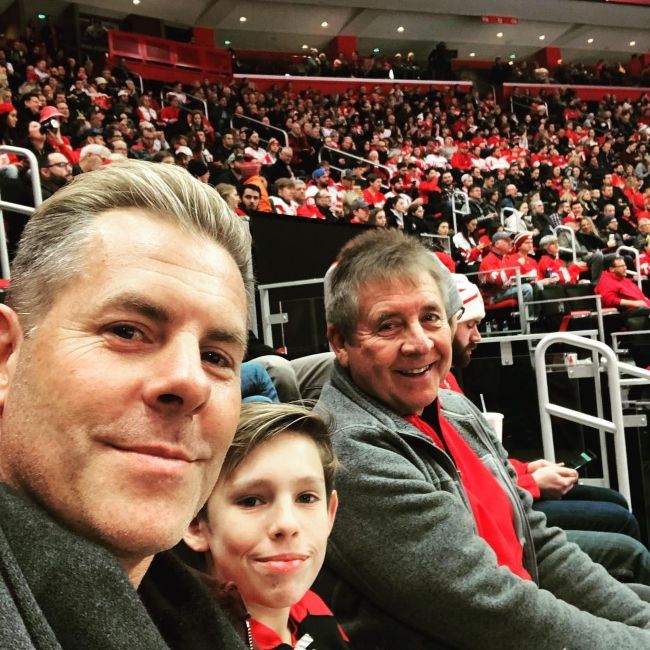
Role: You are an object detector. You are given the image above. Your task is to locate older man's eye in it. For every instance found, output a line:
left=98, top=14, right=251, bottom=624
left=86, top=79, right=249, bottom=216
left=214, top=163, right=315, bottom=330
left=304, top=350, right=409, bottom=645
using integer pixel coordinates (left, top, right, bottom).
left=422, top=313, right=442, bottom=326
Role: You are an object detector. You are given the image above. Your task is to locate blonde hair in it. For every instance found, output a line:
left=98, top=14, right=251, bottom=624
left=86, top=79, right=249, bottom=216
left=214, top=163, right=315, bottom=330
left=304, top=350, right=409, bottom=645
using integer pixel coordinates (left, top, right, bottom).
left=8, top=160, right=252, bottom=335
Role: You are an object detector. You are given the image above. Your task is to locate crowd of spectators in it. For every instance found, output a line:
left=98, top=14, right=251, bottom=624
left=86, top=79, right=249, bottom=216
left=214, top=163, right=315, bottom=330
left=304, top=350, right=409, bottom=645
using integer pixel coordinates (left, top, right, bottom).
left=0, top=24, right=649, bottom=319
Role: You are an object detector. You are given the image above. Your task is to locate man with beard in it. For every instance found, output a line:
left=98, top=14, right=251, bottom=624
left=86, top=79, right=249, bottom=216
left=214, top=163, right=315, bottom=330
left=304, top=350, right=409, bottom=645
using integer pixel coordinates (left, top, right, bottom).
left=38, top=151, right=72, bottom=200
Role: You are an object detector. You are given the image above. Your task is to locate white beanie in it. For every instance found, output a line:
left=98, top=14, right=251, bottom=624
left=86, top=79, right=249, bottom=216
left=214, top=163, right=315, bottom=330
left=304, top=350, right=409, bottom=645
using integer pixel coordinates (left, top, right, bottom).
left=453, top=274, right=485, bottom=323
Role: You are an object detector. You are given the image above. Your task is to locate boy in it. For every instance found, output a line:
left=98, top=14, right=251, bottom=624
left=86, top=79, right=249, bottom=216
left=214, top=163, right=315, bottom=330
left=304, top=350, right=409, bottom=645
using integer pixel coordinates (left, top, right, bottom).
left=185, top=403, right=348, bottom=649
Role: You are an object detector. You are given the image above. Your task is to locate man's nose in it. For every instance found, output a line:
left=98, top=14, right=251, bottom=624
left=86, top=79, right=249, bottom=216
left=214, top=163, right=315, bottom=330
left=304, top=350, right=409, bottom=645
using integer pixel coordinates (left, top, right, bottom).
left=142, top=335, right=211, bottom=415
left=401, top=321, right=434, bottom=355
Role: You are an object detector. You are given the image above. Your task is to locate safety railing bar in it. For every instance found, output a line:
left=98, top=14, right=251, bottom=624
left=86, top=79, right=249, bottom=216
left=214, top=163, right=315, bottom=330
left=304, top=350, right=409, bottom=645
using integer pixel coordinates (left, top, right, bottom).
left=258, top=277, right=324, bottom=291
left=318, top=145, right=392, bottom=179
left=534, top=332, right=631, bottom=506
left=545, top=403, right=616, bottom=433
left=231, top=114, right=289, bottom=148
left=601, top=355, right=650, bottom=380
left=553, top=225, right=577, bottom=264
left=160, top=86, right=208, bottom=119
left=0, top=146, right=41, bottom=207
left=616, top=245, right=642, bottom=289
left=0, top=145, right=42, bottom=280
left=0, top=201, right=34, bottom=216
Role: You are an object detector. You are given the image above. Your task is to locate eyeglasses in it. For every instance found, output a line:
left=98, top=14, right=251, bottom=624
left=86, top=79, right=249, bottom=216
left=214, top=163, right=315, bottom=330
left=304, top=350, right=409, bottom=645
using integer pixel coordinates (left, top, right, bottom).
left=47, top=161, right=72, bottom=169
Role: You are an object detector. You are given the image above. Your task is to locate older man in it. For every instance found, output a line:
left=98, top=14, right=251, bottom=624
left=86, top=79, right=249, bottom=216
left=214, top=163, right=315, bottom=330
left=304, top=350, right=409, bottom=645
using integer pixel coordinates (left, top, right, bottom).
left=317, top=229, right=650, bottom=649
left=0, top=160, right=249, bottom=648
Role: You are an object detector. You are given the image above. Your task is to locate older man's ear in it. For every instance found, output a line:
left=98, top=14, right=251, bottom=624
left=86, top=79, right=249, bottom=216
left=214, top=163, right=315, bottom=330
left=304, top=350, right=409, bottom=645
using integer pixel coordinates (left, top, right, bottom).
left=327, top=324, right=349, bottom=369
left=0, top=304, right=23, bottom=413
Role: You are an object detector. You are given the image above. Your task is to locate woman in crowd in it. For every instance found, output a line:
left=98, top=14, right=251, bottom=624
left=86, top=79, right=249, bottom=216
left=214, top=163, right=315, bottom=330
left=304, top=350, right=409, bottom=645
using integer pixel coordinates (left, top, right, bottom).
left=367, top=207, right=387, bottom=228
left=0, top=103, right=20, bottom=179
left=453, top=214, right=485, bottom=274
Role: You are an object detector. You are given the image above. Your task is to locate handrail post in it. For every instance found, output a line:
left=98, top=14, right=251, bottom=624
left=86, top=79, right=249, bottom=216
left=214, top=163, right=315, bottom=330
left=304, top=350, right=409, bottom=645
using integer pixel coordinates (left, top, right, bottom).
left=0, top=145, right=42, bottom=280
left=534, top=332, right=633, bottom=507
left=616, top=245, right=642, bottom=289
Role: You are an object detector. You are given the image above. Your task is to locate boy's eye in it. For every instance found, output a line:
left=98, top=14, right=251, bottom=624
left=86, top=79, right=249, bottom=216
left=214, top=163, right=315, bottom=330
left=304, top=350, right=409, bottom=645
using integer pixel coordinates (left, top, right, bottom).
left=297, top=493, right=319, bottom=504
left=237, top=496, right=262, bottom=508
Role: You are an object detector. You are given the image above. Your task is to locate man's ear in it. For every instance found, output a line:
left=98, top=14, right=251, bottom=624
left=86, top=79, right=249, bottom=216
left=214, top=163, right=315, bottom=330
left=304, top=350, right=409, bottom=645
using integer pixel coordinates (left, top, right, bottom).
left=326, top=490, right=338, bottom=535
left=0, top=305, right=23, bottom=413
left=327, top=324, right=349, bottom=368
left=183, top=516, right=211, bottom=553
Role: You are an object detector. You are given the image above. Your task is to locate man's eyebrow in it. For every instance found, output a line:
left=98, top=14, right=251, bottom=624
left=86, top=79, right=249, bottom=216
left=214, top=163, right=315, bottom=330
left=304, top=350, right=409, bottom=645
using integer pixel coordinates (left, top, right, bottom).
left=98, top=293, right=247, bottom=350
left=100, top=294, right=171, bottom=324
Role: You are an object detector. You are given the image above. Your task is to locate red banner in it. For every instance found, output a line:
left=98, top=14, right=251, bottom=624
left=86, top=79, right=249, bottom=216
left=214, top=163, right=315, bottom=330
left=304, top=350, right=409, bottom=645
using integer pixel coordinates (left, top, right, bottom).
left=481, top=15, right=519, bottom=24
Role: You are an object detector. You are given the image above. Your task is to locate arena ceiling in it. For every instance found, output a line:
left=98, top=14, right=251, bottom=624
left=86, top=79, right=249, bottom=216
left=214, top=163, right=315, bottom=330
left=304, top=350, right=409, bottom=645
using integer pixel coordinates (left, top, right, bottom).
left=17, top=0, right=650, bottom=63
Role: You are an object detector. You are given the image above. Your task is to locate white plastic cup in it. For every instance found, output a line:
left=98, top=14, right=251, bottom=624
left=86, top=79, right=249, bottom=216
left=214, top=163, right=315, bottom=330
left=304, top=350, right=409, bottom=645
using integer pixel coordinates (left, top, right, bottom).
left=483, top=412, right=504, bottom=443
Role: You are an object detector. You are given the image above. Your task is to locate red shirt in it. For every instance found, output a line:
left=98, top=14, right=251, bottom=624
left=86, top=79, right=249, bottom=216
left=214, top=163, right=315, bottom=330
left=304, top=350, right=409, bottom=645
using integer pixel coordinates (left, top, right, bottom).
left=406, top=404, right=531, bottom=581
left=250, top=590, right=348, bottom=649
left=596, top=270, right=650, bottom=310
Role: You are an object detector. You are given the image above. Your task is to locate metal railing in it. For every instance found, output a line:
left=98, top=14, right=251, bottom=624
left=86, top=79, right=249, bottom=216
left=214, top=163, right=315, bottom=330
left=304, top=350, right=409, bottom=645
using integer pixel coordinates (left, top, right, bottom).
left=0, top=146, right=42, bottom=279
left=258, top=278, right=325, bottom=347
left=616, top=245, right=642, bottom=289
left=500, top=206, right=529, bottom=233
left=534, top=332, right=641, bottom=506
left=318, top=145, right=392, bottom=191
left=420, top=233, right=451, bottom=254
left=450, top=189, right=470, bottom=235
left=523, top=293, right=608, bottom=343
left=553, top=225, right=578, bottom=264
left=160, top=86, right=208, bottom=119
left=230, top=114, right=289, bottom=148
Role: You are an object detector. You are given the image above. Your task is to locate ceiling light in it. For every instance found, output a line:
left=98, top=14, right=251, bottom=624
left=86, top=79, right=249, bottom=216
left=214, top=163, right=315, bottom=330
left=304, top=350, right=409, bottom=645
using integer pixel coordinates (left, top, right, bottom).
left=469, top=52, right=476, bottom=57
left=224, top=39, right=232, bottom=46
left=539, top=35, right=545, bottom=41
left=239, top=16, right=247, bottom=22
left=508, top=61, right=514, bottom=66
left=373, top=47, right=380, bottom=53
left=132, top=0, right=140, bottom=4
left=630, top=40, right=636, bottom=46
left=321, top=21, right=329, bottom=28
left=587, top=38, right=594, bottom=44
left=510, top=53, right=516, bottom=59
left=37, top=12, right=46, bottom=18
left=496, top=32, right=503, bottom=38
left=397, top=26, right=404, bottom=33
left=301, top=44, right=308, bottom=49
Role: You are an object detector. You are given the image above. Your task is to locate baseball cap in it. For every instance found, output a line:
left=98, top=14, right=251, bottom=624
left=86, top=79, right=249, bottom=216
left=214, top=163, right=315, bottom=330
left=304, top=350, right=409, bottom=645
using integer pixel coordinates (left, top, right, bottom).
left=350, top=198, right=370, bottom=211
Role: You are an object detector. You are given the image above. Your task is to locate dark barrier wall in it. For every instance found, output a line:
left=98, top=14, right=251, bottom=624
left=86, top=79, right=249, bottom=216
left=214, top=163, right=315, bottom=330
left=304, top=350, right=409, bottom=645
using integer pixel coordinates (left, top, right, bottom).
left=249, top=212, right=369, bottom=285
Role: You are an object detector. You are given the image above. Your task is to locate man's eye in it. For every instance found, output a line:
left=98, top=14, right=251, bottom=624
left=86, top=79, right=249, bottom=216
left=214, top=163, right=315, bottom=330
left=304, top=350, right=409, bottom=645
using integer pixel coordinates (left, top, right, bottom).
left=201, top=351, right=231, bottom=368
left=378, top=321, right=397, bottom=333
left=422, top=313, right=442, bottom=326
left=109, top=325, right=141, bottom=340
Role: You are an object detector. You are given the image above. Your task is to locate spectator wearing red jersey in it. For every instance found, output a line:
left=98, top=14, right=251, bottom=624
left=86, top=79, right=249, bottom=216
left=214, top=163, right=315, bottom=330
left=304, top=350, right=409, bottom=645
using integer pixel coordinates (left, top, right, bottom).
left=537, top=234, right=585, bottom=284
left=450, top=141, right=473, bottom=171
left=362, top=173, right=386, bottom=208
left=479, top=231, right=534, bottom=303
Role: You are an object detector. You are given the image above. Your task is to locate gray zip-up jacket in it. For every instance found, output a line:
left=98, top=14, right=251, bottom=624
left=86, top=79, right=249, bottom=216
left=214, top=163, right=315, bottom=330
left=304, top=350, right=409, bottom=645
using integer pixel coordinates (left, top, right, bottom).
left=316, top=361, right=650, bottom=649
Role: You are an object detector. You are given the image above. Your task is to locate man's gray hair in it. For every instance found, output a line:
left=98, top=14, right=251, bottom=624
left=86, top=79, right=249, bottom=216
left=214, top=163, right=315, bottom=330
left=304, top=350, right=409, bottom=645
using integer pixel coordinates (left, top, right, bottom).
left=326, top=229, right=461, bottom=342
left=540, top=234, right=558, bottom=247
left=8, top=160, right=253, bottom=335
left=79, top=143, right=110, bottom=161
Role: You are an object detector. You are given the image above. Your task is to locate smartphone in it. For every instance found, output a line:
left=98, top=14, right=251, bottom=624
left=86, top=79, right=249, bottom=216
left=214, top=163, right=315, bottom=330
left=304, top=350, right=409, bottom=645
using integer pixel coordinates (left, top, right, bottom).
left=568, top=449, right=597, bottom=470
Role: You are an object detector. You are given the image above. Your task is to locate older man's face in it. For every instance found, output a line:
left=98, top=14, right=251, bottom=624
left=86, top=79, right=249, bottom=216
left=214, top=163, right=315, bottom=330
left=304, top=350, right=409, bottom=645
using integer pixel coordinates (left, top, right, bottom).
left=331, top=272, right=452, bottom=415
left=0, top=210, right=247, bottom=578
